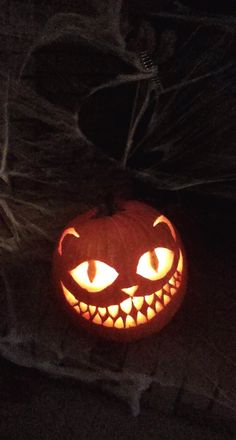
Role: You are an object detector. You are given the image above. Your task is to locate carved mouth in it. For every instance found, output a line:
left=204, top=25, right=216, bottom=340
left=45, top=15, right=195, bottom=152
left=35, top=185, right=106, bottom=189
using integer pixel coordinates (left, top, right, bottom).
left=61, top=268, right=182, bottom=330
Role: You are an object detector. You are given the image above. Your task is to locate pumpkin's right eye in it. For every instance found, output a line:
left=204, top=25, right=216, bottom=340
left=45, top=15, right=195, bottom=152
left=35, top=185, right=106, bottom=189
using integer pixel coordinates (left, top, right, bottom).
left=70, top=260, right=118, bottom=292
left=136, top=248, right=174, bottom=280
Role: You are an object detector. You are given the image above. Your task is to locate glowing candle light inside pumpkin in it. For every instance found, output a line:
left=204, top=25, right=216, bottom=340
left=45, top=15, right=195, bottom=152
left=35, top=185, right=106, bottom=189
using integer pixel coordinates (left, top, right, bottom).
left=53, top=200, right=187, bottom=342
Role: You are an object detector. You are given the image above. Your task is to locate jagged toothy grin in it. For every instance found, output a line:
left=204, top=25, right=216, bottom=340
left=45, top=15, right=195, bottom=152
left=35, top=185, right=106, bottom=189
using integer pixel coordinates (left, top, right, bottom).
left=61, top=268, right=182, bottom=329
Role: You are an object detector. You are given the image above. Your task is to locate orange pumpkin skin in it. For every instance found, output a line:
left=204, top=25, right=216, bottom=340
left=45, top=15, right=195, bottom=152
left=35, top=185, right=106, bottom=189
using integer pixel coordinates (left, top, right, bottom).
left=53, top=200, right=187, bottom=342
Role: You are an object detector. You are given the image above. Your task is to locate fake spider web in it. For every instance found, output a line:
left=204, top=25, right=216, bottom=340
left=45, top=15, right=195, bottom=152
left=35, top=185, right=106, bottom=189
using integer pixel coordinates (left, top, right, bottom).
left=0, top=0, right=236, bottom=420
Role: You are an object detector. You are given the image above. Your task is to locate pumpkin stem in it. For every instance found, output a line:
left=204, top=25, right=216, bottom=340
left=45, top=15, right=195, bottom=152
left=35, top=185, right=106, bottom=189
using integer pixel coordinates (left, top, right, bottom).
left=93, top=194, right=118, bottom=218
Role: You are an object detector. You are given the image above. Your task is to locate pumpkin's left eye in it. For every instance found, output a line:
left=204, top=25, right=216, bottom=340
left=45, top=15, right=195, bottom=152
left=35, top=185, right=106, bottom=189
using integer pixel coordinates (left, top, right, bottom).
left=136, top=247, right=174, bottom=280
left=70, top=260, right=118, bottom=292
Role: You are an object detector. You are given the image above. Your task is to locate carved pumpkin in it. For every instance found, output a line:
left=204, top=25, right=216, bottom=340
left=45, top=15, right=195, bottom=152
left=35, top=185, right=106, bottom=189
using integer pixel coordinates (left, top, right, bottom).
left=53, top=200, right=187, bottom=341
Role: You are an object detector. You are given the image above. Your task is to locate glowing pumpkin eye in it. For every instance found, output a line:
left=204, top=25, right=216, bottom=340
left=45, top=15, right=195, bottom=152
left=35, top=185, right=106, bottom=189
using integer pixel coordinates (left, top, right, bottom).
left=136, top=247, right=174, bottom=280
left=70, top=260, right=118, bottom=292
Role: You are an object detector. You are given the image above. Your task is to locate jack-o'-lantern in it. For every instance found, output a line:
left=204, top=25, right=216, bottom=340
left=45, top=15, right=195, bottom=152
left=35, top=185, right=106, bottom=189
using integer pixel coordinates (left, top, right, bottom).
left=53, top=200, right=187, bottom=341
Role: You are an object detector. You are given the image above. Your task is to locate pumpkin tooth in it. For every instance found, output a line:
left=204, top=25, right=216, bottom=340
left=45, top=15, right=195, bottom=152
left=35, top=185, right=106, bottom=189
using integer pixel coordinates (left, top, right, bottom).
left=107, top=305, right=119, bottom=318
left=174, top=273, right=179, bottom=281
left=164, top=284, right=170, bottom=293
left=155, top=301, right=164, bottom=312
left=133, top=296, right=144, bottom=310
left=125, top=315, right=136, bottom=328
left=177, top=270, right=182, bottom=279
left=74, top=305, right=81, bottom=314
left=92, top=313, right=102, bottom=325
left=147, top=307, right=156, bottom=320
left=114, top=317, right=124, bottom=329
left=145, top=293, right=154, bottom=305
left=163, top=294, right=171, bottom=306
left=170, top=287, right=177, bottom=296
left=155, top=290, right=162, bottom=299
left=82, top=311, right=90, bottom=320
left=103, top=317, right=114, bottom=327
left=89, top=305, right=96, bottom=315
left=169, top=276, right=176, bottom=287
left=176, top=280, right=181, bottom=288
left=98, top=307, right=107, bottom=317
left=79, top=302, right=88, bottom=312
left=120, top=298, right=132, bottom=314
left=136, top=311, right=148, bottom=325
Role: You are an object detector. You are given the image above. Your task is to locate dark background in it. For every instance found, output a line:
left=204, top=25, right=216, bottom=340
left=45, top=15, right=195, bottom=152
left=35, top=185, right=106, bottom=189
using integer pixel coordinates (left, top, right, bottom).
left=0, top=1, right=236, bottom=439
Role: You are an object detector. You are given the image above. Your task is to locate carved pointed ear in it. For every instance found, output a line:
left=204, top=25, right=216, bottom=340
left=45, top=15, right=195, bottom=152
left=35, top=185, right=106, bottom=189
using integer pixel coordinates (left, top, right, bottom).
left=153, top=215, right=176, bottom=241
left=58, top=227, right=80, bottom=256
